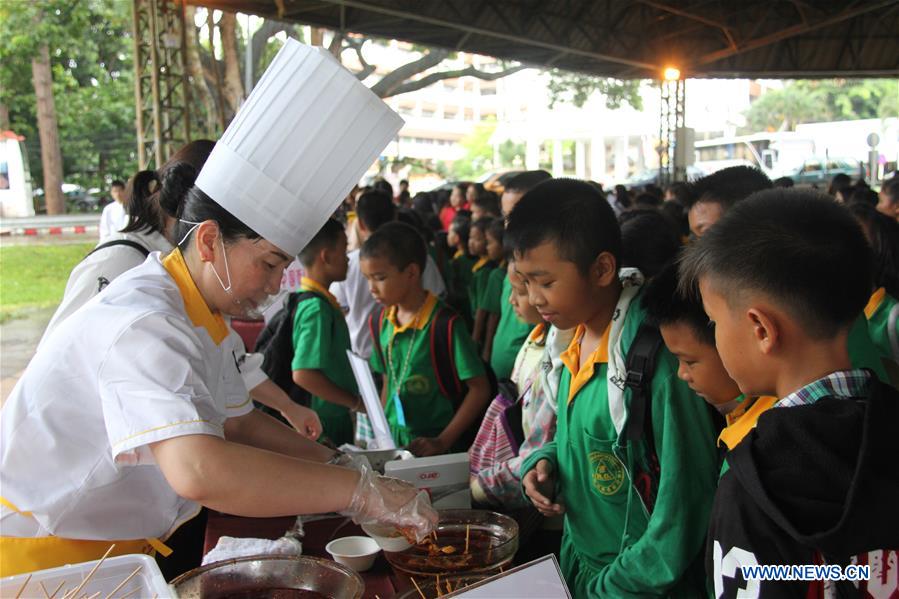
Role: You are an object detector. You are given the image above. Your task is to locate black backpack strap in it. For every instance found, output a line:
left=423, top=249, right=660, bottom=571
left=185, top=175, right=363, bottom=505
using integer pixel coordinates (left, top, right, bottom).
left=623, top=323, right=664, bottom=514
left=85, top=239, right=150, bottom=260
left=368, top=305, right=387, bottom=370
left=431, top=306, right=466, bottom=406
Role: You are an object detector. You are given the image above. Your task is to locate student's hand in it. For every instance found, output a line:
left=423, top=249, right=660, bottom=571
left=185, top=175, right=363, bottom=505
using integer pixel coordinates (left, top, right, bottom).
left=408, top=436, right=448, bottom=457
left=340, top=462, right=438, bottom=542
left=523, top=459, right=565, bottom=517
left=280, top=403, right=322, bottom=441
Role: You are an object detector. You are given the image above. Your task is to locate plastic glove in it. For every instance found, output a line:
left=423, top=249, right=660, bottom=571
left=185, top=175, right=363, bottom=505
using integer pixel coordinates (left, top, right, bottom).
left=339, top=462, right=438, bottom=542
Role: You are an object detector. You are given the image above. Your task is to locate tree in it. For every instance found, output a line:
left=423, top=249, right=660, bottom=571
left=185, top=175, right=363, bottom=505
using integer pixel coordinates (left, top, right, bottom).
left=744, top=79, right=898, bottom=132
left=546, top=70, right=644, bottom=110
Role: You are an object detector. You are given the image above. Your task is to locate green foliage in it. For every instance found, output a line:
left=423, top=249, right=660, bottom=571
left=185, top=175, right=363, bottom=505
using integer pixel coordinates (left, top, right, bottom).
left=546, top=70, right=644, bottom=110
left=0, top=242, right=95, bottom=321
left=452, top=119, right=497, bottom=179
left=744, top=79, right=899, bottom=132
left=0, top=0, right=135, bottom=197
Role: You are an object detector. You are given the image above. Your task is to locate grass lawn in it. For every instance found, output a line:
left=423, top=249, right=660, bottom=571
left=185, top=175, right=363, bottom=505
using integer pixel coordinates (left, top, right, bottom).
left=0, top=243, right=94, bottom=323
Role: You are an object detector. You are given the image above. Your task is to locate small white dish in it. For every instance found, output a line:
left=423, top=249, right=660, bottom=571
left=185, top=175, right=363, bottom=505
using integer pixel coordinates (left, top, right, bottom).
left=325, top=535, right=381, bottom=572
left=361, top=523, right=414, bottom=552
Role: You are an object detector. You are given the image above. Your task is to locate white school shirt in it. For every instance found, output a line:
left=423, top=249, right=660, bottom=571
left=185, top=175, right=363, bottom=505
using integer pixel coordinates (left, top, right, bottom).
left=99, top=200, right=129, bottom=242
left=0, top=253, right=252, bottom=540
left=330, top=248, right=447, bottom=359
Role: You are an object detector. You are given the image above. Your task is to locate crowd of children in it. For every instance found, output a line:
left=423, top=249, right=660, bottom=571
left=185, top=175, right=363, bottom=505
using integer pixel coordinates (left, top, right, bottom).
left=262, top=166, right=898, bottom=598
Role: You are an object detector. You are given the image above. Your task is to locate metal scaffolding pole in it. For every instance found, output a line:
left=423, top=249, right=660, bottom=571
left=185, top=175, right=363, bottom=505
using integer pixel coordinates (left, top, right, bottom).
left=658, top=77, right=685, bottom=186
left=132, top=0, right=191, bottom=170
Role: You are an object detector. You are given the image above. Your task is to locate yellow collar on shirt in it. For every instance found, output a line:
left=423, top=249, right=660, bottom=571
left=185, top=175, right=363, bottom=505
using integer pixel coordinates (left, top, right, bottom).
left=865, top=287, right=886, bottom=319
left=300, top=276, right=342, bottom=312
left=718, top=395, right=777, bottom=449
left=560, top=322, right=611, bottom=403
left=471, top=257, right=489, bottom=272
left=162, top=249, right=229, bottom=345
left=387, top=292, right=438, bottom=334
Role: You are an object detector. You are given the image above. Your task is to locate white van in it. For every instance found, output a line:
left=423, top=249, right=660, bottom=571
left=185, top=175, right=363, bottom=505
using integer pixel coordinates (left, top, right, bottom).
left=0, top=132, right=35, bottom=218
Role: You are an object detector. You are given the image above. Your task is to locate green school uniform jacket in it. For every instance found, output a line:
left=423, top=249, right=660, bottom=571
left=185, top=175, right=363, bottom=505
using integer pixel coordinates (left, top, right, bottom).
left=864, top=287, right=899, bottom=386
left=291, top=283, right=357, bottom=446
left=469, top=258, right=496, bottom=319
left=521, top=294, right=717, bottom=598
left=489, top=273, right=535, bottom=381
left=370, top=293, right=485, bottom=448
left=449, top=251, right=476, bottom=323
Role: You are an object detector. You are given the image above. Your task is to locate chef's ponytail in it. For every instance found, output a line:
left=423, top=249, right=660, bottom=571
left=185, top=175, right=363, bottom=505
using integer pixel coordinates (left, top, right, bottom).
left=173, top=187, right=261, bottom=250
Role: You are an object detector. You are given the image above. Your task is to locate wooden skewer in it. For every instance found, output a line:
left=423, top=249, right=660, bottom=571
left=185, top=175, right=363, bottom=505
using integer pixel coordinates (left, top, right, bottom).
left=464, top=525, right=470, bottom=554
left=84, top=592, right=101, bottom=599
left=47, top=580, right=66, bottom=599
left=411, top=576, right=426, bottom=599
left=117, top=587, right=140, bottom=599
left=102, top=565, right=141, bottom=599
left=446, top=579, right=453, bottom=593
left=39, top=580, right=53, bottom=599
left=14, top=573, right=32, bottom=599
left=436, top=573, right=442, bottom=597
left=63, top=544, right=115, bottom=599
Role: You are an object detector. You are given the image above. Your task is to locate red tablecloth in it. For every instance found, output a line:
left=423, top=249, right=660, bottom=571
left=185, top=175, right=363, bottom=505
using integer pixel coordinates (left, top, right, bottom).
left=204, top=512, right=399, bottom=598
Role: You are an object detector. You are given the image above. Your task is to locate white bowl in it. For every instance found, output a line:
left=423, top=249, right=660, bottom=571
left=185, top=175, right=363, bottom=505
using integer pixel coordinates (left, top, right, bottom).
left=325, top=536, right=380, bottom=572
left=361, top=523, right=414, bottom=552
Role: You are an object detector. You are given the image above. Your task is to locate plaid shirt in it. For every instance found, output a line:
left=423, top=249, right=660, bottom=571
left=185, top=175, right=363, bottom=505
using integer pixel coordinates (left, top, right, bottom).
left=775, top=369, right=871, bottom=408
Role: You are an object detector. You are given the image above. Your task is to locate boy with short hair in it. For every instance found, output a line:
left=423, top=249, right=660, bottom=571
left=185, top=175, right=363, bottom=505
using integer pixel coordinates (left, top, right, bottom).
left=684, top=166, right=772, bottom=238
left=468, top=217, right=497, bottom=344
left=479, top=218, right=508, bottom=361
left=512, top=179, right=718, bottom=597
left=642, top=260, right=777, bottom=451
left=680, top=189, right=899, bottom=598
left=291, top=218, right=360, bottom=446
left=360, top=222, right=492, bottom=457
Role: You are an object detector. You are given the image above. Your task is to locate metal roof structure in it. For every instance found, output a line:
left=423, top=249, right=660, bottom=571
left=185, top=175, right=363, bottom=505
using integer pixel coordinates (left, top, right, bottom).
left=193, top=0, right=899, bottom=78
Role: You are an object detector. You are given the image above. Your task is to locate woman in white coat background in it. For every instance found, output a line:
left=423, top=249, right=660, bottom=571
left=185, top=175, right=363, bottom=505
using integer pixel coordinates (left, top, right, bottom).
left=0, top=40, right=432, bottom=577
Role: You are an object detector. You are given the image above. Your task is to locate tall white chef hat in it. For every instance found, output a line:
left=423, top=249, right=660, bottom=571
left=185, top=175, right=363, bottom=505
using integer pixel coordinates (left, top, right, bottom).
left=195, top=39, right=403, bottom=256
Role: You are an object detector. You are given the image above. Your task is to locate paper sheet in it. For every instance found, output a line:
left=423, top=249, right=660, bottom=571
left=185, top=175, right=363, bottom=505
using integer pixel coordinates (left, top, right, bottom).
left=449, top=554, right=571, bottom=598
left=346, top=350, right=395, bottom=449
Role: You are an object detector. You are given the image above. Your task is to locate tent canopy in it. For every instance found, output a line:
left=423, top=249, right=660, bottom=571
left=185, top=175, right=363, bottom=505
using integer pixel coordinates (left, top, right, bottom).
left=193, top=0, right=899, bottom=78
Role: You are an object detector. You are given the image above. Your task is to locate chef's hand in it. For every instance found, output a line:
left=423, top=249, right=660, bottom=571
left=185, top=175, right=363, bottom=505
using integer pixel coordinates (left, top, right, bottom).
left=408, top=436, right=448, bottom=457
left=339, top=461, right=438, bottom=542
left=280, top=403, right=322, bottom=440
left=522, top=459, right=565, bottom=517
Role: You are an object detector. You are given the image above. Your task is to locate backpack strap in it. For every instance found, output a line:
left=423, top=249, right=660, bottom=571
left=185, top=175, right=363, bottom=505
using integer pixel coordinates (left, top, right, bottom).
left=85, top=239, right=150, bottom=260
left=623, top=323, right=664, bottom=514
left=431, top=306, right=466, bottom=406
left=368, top=305, right=387, bottom=370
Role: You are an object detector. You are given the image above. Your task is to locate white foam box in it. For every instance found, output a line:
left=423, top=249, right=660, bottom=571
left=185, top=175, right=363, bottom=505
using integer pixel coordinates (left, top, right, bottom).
left=0, top=554, right=172, bottom=598
left=384, top=452, right=471, bottom=509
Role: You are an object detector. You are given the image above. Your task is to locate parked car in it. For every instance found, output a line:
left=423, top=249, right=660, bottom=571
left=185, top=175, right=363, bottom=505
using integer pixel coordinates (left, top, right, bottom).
left=33, top=183, right=102, bottom=213
left=771, top=156, right=865, bottom=187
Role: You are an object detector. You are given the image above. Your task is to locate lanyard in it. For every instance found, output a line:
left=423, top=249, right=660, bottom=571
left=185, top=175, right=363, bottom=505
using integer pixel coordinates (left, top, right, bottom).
left=386, top=297, right=430, bottom=396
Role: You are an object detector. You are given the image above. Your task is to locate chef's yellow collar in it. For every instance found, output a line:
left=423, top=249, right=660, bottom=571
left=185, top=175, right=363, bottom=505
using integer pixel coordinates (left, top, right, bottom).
left=300, top=276, right=342, bottom=312
left=163, top=249, right=229, bottom=345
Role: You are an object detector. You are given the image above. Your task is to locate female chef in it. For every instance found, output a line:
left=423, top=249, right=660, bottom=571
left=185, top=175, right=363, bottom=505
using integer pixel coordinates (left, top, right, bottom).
left=0, top=39, right=431, bottom=576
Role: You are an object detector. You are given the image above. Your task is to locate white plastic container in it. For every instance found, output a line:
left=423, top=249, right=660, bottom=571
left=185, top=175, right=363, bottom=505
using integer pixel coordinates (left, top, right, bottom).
left=0, top=554, right=172, bottom=598
left=325, top=536, right=380, bottom=573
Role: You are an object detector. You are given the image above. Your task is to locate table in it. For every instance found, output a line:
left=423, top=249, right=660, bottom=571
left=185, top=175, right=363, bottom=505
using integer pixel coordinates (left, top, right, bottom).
left=204, top=512, right=400, bottom=598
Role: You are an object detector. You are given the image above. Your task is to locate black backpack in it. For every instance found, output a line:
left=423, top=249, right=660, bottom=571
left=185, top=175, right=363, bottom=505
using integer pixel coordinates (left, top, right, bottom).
left=368, top=303, right=497, bottom=449
left=253, top=291, right=318, bottom=407
left=623, top=323, right=665, bottom=515
left=85, top=239, right=150, bottom=293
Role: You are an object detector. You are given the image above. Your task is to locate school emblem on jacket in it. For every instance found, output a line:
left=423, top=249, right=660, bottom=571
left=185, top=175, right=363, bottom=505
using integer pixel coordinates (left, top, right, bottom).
left=404, top=374, right=431, bottom=395
left=589, top=451, right=625, bottom=496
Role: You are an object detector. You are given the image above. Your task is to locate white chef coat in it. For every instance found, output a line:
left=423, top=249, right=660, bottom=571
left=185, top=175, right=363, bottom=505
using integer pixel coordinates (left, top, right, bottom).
left=40, top=229, right=172, bottom=347
left=330, top=248, right=446, bottom=359
left=99, top=200, right=129, bottom=242
left=0, top=252, right=252, bottom=540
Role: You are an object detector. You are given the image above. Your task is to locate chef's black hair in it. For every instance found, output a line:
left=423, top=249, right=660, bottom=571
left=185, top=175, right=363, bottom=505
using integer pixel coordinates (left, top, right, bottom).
left=173, top=187, right=261, bottom=250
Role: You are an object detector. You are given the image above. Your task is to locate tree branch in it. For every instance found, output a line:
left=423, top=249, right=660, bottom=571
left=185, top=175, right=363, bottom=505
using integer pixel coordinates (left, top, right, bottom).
left=344, top=37, right=376, bottom=81
left=369, top=48, right=450, bottom=97
left=384, top=64, right=527, bottom=98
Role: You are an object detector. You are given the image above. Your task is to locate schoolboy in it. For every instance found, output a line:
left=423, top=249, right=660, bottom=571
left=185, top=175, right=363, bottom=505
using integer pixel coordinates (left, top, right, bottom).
left=470, top=189, right=501, bottom=221
left=488, top=170, right=552, bottom=380
left=479, top=218, right=508, bottom=361
left=291, top=218, right=360, bottom=446
left=447, top=212, right=476, bottom=323
left=680, top=189, right=899, bottom=598
left=468, top=216, right=497, bottom=344
left=512, top=179, right=718, bottom=597
left=642, top=260, right=777, bottom=452
left=360, top=222, right=492, bottom=457
left=684, top=166, right=772, bottom=238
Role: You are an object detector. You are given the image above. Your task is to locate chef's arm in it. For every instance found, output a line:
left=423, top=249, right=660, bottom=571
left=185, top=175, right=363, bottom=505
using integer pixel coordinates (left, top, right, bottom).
left=224, top=409, right=333, bottom=462
left=151, top=434, right=356, bottom=516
